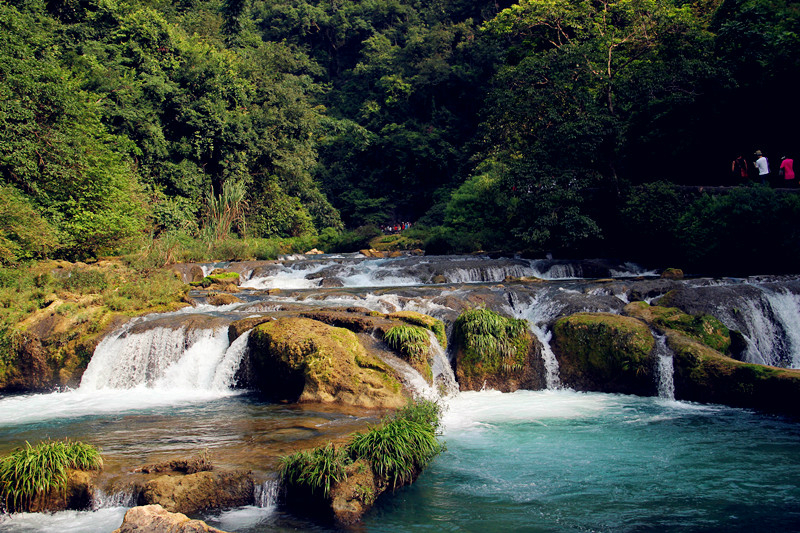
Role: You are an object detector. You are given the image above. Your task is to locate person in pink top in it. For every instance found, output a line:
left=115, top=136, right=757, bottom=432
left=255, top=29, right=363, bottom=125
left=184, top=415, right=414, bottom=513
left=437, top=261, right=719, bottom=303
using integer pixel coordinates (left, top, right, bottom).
left=780, top=156, right=795, bottom=186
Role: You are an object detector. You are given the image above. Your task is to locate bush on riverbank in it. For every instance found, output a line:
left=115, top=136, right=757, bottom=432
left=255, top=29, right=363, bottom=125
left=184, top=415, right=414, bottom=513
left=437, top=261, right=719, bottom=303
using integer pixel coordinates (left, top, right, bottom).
left=0, top=439, right=102, bottom=512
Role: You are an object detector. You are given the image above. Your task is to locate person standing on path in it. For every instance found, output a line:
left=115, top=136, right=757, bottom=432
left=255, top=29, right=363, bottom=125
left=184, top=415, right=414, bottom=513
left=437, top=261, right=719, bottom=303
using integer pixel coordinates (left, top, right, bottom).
left=780, top=156, right=795, bottom=186
left=754, top=150, right=770, bottom=184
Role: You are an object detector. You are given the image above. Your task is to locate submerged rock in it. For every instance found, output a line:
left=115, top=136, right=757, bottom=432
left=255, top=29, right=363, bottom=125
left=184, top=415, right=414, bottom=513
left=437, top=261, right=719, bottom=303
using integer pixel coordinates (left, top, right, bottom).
left=552, top=312, right=657, bottom=395
left=113, top=504, right=229, bottom=533
left=247, top=317, right=406, bottom=408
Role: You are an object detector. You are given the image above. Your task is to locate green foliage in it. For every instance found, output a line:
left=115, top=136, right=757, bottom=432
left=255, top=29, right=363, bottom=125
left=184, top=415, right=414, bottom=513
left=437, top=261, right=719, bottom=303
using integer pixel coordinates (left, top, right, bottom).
left=279, top=443, right=348, bottom=499
left=675, top=186, right=800, bottom=274
left=0, top=185, right=57, bottom=265
left=0, top=439, right=102, bottom=512
left=384, top=325, right=429, bottom=362
left=454, top=308, right=529, bottom=373
left=348, top=404, right=443, bottom=489
left=203, top=180, right=248, bottom=242
left=279, top=398, right=444, bottom=498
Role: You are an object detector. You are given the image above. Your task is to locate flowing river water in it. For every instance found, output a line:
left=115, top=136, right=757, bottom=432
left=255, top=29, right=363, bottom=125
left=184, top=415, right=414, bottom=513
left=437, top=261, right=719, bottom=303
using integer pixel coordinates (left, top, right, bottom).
left=2, top=255, right=800, bottom=532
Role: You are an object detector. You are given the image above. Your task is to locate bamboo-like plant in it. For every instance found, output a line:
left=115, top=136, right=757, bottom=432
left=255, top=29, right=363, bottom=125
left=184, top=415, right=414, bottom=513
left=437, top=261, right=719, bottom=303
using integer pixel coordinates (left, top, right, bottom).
left=203, top=180, right=248, bottom=243
left=0, top=440, right=103, bottom=512
left=384, top=325, right=430, bottom=361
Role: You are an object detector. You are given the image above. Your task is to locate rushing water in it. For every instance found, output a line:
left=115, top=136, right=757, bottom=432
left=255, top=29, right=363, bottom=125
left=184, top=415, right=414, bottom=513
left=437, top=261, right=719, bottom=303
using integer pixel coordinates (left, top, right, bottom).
left=3, top=256, right=800, bottom=532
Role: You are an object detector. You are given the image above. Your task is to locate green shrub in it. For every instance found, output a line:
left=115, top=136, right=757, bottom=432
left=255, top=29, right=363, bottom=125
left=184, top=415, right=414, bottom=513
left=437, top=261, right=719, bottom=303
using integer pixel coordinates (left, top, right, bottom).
left=0, top=440, right=103, bottom=512
left=384, top=325, right=430, bottom=361
left=279, top=443, right=348, bottom=498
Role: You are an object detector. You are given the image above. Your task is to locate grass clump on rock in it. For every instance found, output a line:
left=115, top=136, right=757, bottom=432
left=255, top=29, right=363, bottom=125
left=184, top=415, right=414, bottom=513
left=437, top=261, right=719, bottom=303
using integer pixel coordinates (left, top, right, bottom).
left=383, top=325, right=430, bottom=362
left=388, top=311, right=447, bottom=349
left=453, top=308, right=537, bottom=391
left=0, top=439, right=102, bottom=512
left=279, top=399, right=444, bottom=524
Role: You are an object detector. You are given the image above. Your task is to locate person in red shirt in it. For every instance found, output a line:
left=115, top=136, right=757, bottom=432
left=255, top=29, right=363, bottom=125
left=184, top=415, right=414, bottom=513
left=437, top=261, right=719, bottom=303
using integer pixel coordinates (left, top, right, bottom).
left=780, top=156, right=795, bottom=186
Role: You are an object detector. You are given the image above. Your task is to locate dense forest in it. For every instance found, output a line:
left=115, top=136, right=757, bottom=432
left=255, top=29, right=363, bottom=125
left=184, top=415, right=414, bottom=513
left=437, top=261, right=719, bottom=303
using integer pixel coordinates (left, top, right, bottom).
left=1, top=0, right=800, bottom=274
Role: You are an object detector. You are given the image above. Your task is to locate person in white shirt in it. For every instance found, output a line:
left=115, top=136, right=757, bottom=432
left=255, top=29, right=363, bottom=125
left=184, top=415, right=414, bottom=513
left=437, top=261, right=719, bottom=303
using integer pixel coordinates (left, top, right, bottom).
left=754, top=150, right=770, bottom=184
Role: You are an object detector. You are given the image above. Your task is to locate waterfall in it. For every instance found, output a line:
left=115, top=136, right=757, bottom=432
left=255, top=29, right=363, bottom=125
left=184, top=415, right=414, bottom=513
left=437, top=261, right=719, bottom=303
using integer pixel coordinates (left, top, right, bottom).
left=254, top=479, right=279, bottom=509
left=92, top=489, right=137, bottom=510
left=427, top=330, right=459, bottom=397
left=654, top=335, right=675, bottom=400
left=506, top=293, right=562, bottom=390
left=212, top=331, right=251, bottom=389
left=80, top=325, right=240, bottom=391
left=761, top=288, right=800, bottom=368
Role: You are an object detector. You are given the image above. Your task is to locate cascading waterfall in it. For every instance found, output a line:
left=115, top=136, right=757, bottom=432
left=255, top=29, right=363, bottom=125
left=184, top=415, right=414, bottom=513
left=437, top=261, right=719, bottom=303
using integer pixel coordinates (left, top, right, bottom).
left=761, top=288, right=800, bottom=368
left=427, top=330, right=459, bottom=397
left=654, top=335, right=675, bottom=400
left=505, top=292, right=562, bottom=389
left=254, top=479, right=279, bottom=509
left=80, top=325, right=233, bottom=390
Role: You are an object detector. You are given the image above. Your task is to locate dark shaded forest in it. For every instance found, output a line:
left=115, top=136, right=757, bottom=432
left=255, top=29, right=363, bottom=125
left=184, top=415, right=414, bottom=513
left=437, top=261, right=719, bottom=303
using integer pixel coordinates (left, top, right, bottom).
left=2, top=0, right=799, bottom=274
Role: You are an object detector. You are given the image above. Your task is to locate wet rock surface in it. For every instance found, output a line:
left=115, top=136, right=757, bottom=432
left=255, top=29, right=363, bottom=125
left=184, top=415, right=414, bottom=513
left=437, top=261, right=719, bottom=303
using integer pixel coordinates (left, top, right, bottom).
left=113, top=504, right=230, bottom=533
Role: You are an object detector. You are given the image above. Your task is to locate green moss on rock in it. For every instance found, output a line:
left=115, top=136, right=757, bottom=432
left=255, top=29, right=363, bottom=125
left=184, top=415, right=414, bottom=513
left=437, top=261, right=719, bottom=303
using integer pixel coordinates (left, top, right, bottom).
left=624, top=301, right=730, bottom=353
left=667, top=330, right=800, bottom=416
left=552, top=313, right=656, bottom=395
left=248, top=317, right=405, bottom=409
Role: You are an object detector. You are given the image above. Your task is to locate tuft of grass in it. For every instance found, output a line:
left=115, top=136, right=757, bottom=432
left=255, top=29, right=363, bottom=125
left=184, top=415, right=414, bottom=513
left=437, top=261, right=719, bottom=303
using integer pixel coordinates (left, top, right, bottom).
left=348, top=401, right=444, bottom=489
left=454, top=308, right=529, bottom=373
left=279, top=443, right=348, bottom=499
left=0, top=439, right=103, bottom=512
left=384, top=325, right=430, bottom=362
left=278, top=399, right=444, bottom=499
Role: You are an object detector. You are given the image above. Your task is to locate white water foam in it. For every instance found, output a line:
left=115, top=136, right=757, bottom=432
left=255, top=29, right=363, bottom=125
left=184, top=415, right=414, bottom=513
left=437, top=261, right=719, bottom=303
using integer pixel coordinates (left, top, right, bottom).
left=80, top=326, right=232, bottom=390
left=655, top=335, right=675, bottom=400
left=506, top=294, right=562, bottom=389
left=761, top=288, right=800, bottom=368
left=0, top=507, right=128, bottom=533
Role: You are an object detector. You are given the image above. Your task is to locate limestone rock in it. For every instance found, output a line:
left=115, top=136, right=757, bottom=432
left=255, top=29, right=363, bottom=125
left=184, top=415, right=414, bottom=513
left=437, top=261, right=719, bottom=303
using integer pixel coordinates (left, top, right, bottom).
left=26, top=469, right=94, bottom=513
left=247, top=317, right=405, bottom=408
left=206, top=293, right=242, bottom=306
left=552, top=312, right=656, bottom=395
left=113, top=504, right=229, bottom=533
left=661, top=268, right=684, bottom=280
left=138, top=470, right=254, bottom=515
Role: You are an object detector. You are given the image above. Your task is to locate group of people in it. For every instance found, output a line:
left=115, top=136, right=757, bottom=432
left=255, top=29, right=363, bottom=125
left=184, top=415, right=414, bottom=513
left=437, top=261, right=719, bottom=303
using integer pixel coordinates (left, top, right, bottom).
left=732, top=151, right=795, bottom=186
left=383, top=222, right=413, bottom=234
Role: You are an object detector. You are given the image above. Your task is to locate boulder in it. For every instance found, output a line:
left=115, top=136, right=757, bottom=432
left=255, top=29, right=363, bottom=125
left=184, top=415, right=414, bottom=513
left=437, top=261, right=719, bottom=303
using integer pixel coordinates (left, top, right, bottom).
left=661, top=268, right=684, bottom=280
left=247, top=317, right=405, bottom=408
left=26, top=469, right=94, bottom=513
left=113, top=505, right=229, bottom=533
left=138, top=470, right=254, bottom=515
left=329, top=460, right=379, bottom=525
left=206, top=293, right=242, bottom=306
left=552, top=312, right=656, bottom=395
left=667, top=330, right=800, bottom=417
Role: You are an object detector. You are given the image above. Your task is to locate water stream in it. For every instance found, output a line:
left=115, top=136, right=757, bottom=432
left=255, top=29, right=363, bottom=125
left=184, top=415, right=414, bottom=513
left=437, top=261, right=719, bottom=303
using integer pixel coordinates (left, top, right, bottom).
left=2, top=255, right=800, bottom=532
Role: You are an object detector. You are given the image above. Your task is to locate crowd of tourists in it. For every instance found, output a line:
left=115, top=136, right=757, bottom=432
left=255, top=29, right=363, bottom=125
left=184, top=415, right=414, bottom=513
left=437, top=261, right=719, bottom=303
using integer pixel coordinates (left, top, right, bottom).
left=732, top=150, right=795, bottom=187
left=383, top=222, right=413, bottom=234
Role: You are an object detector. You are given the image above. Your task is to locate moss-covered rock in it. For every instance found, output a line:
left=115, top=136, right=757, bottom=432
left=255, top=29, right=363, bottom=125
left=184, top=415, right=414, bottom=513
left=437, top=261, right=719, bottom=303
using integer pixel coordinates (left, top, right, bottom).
left=137, top=470, right=254, bottom=515
left=206, top=293, right=242, bottom=306
left=624, top=301, right=731, bottom=353
left=666, top=330, right=800, bottom=416
left=552, top=312, right=656, bottom=395
left=453, top=308, right=544, bottom=392
left=661, top=268, right=684, bottom=280
left=247, top=317, right=405, bottom=408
